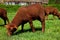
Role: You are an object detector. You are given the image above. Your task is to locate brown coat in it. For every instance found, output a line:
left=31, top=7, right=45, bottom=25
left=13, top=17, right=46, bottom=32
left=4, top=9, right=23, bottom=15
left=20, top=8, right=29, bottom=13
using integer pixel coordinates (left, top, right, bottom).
left=6, top=3, right=45, bottom=36
left=0, top=8, right=9, bottom=25
left=45, top=6, right=59, bottom=19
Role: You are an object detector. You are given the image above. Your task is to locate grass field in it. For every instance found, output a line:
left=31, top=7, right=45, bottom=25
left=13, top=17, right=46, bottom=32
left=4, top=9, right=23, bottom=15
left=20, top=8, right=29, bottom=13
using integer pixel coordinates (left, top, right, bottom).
left=0, top=4, right=60, bottom=40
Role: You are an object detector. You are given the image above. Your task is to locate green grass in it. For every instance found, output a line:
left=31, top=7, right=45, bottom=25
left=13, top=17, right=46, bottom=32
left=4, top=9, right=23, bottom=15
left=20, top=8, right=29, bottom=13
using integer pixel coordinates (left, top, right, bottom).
left=0, top=13, right=60, bottom=40
left=48, top=0, right=56, bottom=4
left=0, top=4, right=60, bottom=40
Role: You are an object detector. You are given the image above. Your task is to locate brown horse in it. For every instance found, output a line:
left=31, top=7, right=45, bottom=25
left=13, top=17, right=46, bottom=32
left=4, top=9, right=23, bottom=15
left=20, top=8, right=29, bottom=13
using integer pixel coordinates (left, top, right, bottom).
left=0, top=8, right=9, bottom=25
left=5, top=3, right=45, bottom=36
left=45, top=6, right=60, bottom=20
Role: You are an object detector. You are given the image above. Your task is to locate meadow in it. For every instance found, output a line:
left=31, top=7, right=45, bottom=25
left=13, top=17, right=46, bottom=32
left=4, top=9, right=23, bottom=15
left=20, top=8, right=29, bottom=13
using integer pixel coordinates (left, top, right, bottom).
left=0, top=4, right=60, bottom=40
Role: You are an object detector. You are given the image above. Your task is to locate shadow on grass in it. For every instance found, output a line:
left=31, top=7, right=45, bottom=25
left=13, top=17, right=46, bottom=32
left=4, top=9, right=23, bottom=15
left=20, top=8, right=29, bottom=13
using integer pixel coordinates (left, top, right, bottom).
left=0, top=24, right=5, bottom=26
left=13, top=27, right=42, bottom=35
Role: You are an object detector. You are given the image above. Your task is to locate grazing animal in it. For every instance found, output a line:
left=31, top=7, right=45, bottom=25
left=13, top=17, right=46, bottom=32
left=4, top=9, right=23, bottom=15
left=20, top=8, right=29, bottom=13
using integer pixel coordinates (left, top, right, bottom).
left=0, top=8, right=9, bottom=25
left=45, top=6, right=59, bottom=20
left=5, top=4, right=45, bottom=36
